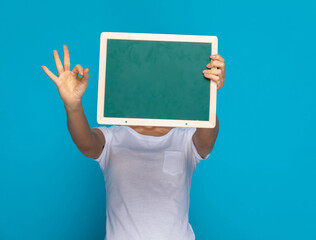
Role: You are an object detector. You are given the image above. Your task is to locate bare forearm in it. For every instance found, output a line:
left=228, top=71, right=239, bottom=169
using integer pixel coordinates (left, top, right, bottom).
left=64, top=101, right=94, bottom=152
left=196, top=115, right=219, bottom=148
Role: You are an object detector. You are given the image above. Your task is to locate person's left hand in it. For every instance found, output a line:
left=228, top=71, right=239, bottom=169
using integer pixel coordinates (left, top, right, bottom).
left=202, top=54, right=225, bottom=90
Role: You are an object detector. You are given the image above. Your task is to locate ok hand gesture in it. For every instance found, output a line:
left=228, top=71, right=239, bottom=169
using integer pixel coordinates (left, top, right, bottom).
left=42, top=45, right=89, bottom=107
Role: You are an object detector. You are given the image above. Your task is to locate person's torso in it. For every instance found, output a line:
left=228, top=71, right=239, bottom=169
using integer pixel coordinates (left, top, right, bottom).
left=101, top=125, right=196, bottom=240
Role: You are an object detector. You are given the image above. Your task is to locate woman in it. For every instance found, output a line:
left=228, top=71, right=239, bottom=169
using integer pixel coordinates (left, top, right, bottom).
left=42, top=45, right=225, bottom=240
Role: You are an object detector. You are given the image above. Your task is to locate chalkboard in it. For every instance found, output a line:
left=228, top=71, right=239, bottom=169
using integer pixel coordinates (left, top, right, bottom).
left=97, top=32, right=218, bottom=128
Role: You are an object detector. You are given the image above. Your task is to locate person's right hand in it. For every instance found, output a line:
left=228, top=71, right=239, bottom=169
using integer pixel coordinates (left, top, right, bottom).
left=42, top=45, right=89, bottom=108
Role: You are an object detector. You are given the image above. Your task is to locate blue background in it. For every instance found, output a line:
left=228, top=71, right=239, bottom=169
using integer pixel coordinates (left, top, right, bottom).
left=0, top=0, right=315, bottom=239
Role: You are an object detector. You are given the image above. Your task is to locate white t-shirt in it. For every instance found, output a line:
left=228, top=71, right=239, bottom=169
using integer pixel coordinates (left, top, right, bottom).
left=92, top=125, right=210, bottom=240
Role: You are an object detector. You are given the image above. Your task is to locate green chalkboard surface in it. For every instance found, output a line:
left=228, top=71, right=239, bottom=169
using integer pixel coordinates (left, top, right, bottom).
left=97, top=32, right=218, bottom=128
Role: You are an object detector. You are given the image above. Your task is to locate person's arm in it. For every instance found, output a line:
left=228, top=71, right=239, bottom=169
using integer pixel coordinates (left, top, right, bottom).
left=193, top=54, right=225, bottom=158
left=64, top=101, right=105, bottom=159
left=42, top=45, right=105, bottom=159
left=193, top=115, right=219, bottom=159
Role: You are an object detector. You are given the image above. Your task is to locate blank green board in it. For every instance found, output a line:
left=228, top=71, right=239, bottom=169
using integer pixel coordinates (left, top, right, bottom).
left=104, top=39, right=212, bottom=121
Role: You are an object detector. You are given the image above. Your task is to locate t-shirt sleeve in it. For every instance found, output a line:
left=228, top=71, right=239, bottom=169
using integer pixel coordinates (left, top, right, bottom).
left=91, top=126, right=113, bottom=171
left=186, top=127, right=210, bottom=168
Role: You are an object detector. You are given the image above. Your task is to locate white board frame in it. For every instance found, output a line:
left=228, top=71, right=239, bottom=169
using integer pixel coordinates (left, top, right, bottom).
left=97, top=32, right=218, bottom=128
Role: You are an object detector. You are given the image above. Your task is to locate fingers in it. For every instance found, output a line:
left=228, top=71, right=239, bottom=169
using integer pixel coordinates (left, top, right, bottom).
left=72, top=64, right=84, bottom=75
left=53, top=50, right=64, bottom=76
left=203, top=68, right=225, bottom=90
left=63, top=45, right=70, bottom=71
left=53, top=45, right=71, bottom=74
left=203, top=73, right=223, bottom=90
left=203, top=68, right=222, bottom=76
left=204, top=54, right=225, bottom=90
left=206, top=60, right=225, bottom=69
left=204, top=73, right=220, bottom=83
left=207, top=54, right=225, bottom=70
left=42, top=65, right=59, bottom=86
left=81, top=68, right=89, bottom=84
left=210, top=54, right=225, bottom=62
